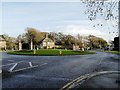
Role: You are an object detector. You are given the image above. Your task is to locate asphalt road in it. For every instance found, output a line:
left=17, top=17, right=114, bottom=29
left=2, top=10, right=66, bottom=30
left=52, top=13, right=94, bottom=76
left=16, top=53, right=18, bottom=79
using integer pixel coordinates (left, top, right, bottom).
left=1, top=50, right=119, bottom=88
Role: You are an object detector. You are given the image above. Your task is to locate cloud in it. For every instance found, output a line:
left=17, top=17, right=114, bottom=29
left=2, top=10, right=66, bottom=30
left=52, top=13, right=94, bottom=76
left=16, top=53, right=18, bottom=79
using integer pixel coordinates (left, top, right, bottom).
left=49, top=24, right=109, bottom=41
left=56, top=24, right=103, bottom=36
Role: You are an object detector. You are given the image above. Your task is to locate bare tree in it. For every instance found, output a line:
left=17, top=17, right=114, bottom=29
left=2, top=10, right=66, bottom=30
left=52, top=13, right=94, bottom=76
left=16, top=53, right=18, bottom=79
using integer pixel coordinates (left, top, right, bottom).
left=81, top=0, right=118, bottom=20
left=80, top=0, right=119, bottom=39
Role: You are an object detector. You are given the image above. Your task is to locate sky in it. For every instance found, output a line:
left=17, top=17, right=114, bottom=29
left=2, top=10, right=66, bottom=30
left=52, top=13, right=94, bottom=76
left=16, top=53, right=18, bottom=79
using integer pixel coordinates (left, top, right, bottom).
left=1, top=0, right=119, bottom=42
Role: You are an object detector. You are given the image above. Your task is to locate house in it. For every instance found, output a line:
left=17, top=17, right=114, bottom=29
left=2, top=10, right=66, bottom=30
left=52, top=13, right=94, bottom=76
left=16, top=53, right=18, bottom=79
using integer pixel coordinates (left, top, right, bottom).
left=40, top=34, right=55, bottom=49
left=0, top=35, right=6, bottom=50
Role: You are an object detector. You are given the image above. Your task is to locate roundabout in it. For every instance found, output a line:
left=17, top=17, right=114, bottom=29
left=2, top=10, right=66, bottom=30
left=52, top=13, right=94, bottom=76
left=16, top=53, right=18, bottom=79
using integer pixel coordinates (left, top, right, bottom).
left=7, top=49, right=96, bottom=56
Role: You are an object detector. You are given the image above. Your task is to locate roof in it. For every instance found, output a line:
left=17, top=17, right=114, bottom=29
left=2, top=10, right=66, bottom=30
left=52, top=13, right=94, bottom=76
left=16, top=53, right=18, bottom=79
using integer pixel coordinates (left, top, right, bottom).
left=42, top=38, right=53, bottom=42
left=39, top=33, right=54, bottom=43
left=39, top=37, right=54, bottom=44
left=0, top=35, right=5, bottom=41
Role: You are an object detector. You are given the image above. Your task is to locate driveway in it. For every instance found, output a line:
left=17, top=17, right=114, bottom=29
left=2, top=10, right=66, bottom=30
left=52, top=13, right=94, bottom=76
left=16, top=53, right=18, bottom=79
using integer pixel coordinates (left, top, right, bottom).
left=1, top=51, right=119, bottom=88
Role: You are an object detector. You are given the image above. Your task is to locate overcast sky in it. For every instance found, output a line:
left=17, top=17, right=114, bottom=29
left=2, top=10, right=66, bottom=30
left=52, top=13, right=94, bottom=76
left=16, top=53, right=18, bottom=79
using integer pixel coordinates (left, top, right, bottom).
left=1, top=0, right=119, bottom=42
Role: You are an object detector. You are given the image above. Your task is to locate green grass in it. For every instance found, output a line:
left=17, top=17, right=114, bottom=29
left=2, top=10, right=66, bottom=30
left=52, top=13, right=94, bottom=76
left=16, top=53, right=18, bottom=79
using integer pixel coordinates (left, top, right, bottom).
left=104, top=50, right=120, bottom=55
left=7, top=49, right=96, bottom=56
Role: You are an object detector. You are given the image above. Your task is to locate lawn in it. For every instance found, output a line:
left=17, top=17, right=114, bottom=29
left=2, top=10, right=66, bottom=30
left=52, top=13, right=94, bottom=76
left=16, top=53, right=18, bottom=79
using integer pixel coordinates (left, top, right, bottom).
left=104, top=50, right=120, bottom=55
left=7, top=49, right=96, bottom=56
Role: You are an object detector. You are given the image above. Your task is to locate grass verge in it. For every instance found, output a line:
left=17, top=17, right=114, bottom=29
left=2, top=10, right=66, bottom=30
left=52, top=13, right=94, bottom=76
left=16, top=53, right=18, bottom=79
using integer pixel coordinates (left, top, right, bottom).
left=104, top=50, right=120, bottom=55
left=7, top=49, right=96, bottom=56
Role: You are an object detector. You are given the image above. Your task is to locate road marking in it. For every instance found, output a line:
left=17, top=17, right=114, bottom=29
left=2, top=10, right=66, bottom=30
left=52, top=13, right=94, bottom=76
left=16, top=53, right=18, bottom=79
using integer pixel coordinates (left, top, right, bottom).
left=11, top=63, right=48, bottom=73
left=1, top=61, right=23, bottom=67
left=8, top=60, right=14, bottom=62
left=60, top=71, right=120, bottom=90
left=29, top=62, right=33, bottom=67
left=9, top=63, right=18, bottom=72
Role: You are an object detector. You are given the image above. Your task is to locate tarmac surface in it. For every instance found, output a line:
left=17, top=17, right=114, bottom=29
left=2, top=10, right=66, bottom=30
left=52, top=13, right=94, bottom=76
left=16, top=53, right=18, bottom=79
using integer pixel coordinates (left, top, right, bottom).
left=1, top=50, right=119, bottom=89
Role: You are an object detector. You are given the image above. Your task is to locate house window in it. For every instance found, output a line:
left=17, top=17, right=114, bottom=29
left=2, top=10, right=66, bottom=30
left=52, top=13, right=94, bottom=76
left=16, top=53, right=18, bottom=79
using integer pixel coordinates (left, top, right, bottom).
left=48, top=42, right=50, bottom=45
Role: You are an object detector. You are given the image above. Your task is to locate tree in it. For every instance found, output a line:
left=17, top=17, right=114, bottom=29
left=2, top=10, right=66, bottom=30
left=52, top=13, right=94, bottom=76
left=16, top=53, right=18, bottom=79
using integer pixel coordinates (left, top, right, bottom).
left=25, top=27, right=38, bottom=44
left=80, top=0, right=119, bottom=36
left=81, top=0, right=118, bottom=22
left=88, top=35, right=107, bottom=48
left=77, top=34, right=83, bottom=48
left=49, top=32, right=66, bottom=45
left=25, top=27, right=45, bottom=45
left=3, top=34, right=17, bottom=50
left=48, top=32, right=81, bottom=49
left=108, top=40, right=114, bottom=46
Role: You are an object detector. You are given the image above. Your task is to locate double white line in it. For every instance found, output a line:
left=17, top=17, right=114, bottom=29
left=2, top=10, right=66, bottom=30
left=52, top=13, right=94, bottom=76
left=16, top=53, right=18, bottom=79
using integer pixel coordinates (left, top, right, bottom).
left=60, top=71, right=120, bottom=90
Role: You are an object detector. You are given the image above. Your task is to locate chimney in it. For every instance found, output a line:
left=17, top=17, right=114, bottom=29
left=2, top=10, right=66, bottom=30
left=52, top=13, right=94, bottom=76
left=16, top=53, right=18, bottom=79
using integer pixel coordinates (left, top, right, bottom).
left=46, top=33, right=48, bottom=39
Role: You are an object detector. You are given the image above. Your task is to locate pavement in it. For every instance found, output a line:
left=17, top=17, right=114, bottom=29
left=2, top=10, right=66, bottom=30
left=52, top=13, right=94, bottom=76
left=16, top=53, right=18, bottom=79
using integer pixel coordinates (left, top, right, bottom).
left=1, top=50, right=119, bottom=89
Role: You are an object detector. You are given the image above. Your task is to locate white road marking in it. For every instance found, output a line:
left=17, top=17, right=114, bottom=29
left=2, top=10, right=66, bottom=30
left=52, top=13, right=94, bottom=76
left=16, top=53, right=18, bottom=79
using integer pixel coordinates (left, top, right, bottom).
left=1, top=61, right=23, bottom=67
left=8, top=60, right=14, bottom=62
left=60, top=71, right=120, bottom=90
left=29, top=62, right=33, bottom=67
left=11, top=63, right=48, bottom=73
left=9, top=63, right=18, bottom=72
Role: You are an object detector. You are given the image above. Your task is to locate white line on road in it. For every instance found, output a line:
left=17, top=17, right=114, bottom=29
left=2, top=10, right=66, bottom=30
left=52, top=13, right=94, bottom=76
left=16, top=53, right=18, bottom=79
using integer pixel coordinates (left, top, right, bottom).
left=1, top=61, right=23, bottom=67
left=11, top=63, right=48, bottom=73
left=60, top=71, right=120, bottom=90
left=8, top=60, right=15, bottom=62
left=29, top=62, right=33, bottom=67
left=9, top=63, right=18, bottom=72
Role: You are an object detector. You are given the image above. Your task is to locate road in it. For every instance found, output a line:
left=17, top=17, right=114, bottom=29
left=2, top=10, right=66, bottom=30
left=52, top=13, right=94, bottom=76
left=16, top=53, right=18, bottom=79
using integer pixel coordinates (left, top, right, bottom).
left=1, top=50, right=119, bottom=88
